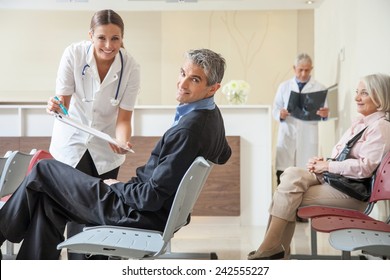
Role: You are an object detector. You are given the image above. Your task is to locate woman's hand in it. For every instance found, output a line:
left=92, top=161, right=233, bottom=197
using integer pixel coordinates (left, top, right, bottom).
left=46, top=96, right=63, bottom=115
left=113, top=108, right=133, bottom=154
left=109, top=141, right=133, bottom=154
left=46, top=95, right=70, bottom=115
left=306, top=156, right=329, bottom=174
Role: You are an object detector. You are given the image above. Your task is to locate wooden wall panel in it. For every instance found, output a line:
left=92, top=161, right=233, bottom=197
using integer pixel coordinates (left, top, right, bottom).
left=0, top=137, right=22, bottom=153
left=118, top=136, right=240, bottom=216
left=0, top=136, right=240, bottom=216
left=193, top=136, right=240, bottom=216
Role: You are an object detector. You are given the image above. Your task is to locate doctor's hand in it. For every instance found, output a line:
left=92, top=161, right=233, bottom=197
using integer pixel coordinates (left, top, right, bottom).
left=279, top=108, right=290, bottom=120
left=109, top=141, right=133, bottom=155
left=317, top=107, right=329, bottom=118
left=46, top=96, right=64, bottom=115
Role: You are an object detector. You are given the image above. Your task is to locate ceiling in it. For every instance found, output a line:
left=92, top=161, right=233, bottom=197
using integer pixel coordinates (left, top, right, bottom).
left=0, top=0, right=325, bottom=11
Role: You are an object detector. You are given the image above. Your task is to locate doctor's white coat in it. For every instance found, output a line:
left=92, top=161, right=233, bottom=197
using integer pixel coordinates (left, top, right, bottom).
left=272, top=77, right=327, bottom=171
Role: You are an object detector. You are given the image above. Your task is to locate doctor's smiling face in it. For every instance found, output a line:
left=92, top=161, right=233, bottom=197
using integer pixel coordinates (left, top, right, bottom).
left=89, top=23, right=123, bottom=63
left=176, top=59, right=220, bottom=104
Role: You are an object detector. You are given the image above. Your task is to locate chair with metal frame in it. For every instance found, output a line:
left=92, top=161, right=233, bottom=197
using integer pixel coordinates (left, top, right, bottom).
left=0, top=153, right=10, bottom=201
left=311, top=216, right=390, bottom=259
left=0, top=151, right=35, bottom=207
left=0, top=156, right=8, bottom=180
left=26, top=149, right=54, bottom=172
left=0, top=150, right=35, bottom=258
left=328, top=228, right=390, bottom=259
left=293, top=151, right=390, bottom=259
left=310, top=152, right=390, bottom=259
left=57, top=156, right=216, bottom=259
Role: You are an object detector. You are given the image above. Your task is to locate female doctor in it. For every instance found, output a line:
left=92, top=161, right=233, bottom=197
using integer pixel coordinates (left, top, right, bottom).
left=46, top=9, right=140, bottom=259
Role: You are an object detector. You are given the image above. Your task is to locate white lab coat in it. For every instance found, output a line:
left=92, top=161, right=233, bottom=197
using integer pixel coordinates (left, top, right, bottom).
left=50, top=41, right=141, bottom=175
left=272, top=77, right=326, bottom=171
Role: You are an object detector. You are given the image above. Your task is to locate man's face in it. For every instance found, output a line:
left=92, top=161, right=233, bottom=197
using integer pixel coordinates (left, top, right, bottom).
left=176, top=59, right=220, bottom=104
left=293, top=62, right=313, bottom=83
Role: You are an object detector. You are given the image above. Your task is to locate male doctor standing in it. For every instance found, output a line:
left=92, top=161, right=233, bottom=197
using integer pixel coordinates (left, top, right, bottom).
left=272, top=53, right=329, bottom=186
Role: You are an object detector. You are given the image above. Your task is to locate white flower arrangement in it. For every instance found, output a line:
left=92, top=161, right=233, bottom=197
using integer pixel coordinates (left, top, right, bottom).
left=221, top=80, right=250, bottom=105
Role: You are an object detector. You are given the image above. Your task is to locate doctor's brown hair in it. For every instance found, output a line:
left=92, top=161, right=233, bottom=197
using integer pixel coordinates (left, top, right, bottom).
left=90, top=9, right=125, bottom=48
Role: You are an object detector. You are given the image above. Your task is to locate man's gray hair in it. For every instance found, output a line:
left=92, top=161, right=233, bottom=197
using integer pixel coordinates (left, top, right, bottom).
left=294, top=53, right=312, bottom=66
left=185, top=49, right=226, bottom=86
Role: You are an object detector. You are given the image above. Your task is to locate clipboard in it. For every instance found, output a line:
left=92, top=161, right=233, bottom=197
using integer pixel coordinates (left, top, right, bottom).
left=54, top=113, right=134, bottom=153
left=287, top=89, right=328, bottom=121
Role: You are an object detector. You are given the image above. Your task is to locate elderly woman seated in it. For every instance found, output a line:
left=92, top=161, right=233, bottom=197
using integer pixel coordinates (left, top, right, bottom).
left=248, top=73, right=390, bottom=260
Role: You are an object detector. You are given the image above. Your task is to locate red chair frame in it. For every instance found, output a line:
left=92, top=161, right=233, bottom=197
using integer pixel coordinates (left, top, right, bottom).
left=293, top=151, right=390, bottom=259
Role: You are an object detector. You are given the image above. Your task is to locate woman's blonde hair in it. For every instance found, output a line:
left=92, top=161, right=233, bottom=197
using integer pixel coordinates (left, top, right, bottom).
left=362, top=73, right=390, bottom=119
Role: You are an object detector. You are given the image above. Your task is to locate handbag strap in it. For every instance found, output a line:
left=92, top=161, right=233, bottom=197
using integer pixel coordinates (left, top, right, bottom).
left=344, top=127, right=368, bottom=149
left=334, top=126, right=368, bottom=161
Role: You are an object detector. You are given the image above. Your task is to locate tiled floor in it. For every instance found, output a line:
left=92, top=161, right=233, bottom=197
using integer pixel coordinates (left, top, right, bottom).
left=170, top=216, right=345, bottom=260
left=3, top=216, right=345, bottom=260
left=0, top=216, right=364, bottom=260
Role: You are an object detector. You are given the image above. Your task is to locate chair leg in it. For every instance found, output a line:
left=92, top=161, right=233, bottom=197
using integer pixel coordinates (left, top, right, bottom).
left=1, top=241, right=16, bottom=260
left=290, top=221, right=347, bottom=259
left=158, top=252, right=218, bottom=259
left=310, top=227, right=318, bottom=256
left=5, top=241, right=13, bottom=255
left=341, top=250, right=351, bottom=260
left=165, top=241, right=172, bottom=253
left=159, top=240, right=218, bottom=259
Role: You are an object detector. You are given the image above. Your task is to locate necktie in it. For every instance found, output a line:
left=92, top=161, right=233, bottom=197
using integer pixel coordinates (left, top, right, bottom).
left=297, top=82, right=306, bottom=92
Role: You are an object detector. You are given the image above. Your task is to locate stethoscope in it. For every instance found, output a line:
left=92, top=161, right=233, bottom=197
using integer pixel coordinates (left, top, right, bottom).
left=81, top=46, right=123, bottom=106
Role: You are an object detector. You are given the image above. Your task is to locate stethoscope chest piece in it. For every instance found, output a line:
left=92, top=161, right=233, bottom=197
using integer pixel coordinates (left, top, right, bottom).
left=110, top=98, right=119, bottom=106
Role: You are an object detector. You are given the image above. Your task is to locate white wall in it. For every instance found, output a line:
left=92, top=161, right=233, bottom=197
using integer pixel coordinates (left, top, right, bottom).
left=315, top=0, right=390, bottom=219
left=315, top=0, right=390, bottom=143
left=0, top=10, right=312, bottom=107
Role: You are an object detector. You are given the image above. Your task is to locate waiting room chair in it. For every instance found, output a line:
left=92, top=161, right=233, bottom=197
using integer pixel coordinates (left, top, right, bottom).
left=0, top=153, right=10, bottom=201
left=0, top=151, right=34, bottom=207
left=0, top=153, right=9, bottom=173
left=328, top=229, right=390, bottom=259
left=0, top=150, right=53, bottom=259
left=57, top=156, right=215, bottom=259
left=0, top=150, right=35, bottom=258
left=311, top=217, right=390, bottom=259
left=293, top=151, right=390, bottom=259
left=310, top=152, right=390, bottom=259
left=26, top=150, right=54, bottom=172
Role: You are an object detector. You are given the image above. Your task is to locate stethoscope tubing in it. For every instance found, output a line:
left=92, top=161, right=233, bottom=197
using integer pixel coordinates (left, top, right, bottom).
left=81, top=45, right=123, bottom=106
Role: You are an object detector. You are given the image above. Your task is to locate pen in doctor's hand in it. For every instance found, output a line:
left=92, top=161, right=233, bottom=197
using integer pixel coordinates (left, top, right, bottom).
left=53, top=96, right=69, bottom=116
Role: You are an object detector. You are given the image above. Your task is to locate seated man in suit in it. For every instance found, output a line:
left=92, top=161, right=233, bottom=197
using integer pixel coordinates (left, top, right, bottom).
left=0, top=48, right=231, bottom=260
